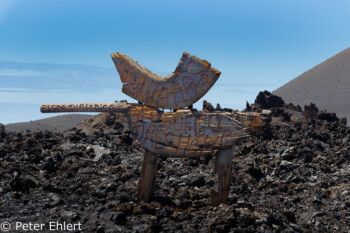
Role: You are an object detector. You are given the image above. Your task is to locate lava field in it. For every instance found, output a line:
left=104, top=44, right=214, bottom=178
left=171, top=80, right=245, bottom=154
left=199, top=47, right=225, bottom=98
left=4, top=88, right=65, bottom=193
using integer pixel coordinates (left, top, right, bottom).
left=0, top=92, right=349, bottom=232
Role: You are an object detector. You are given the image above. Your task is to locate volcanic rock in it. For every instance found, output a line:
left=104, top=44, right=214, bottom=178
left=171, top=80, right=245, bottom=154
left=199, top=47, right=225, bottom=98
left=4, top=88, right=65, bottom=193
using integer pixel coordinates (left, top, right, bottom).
left=255, top=90, right=284, bottom=109
left=0, top=92, right=349, bottom=232
left=0, top=123, right=6, bottom=138
left=304, top=103, right=319, bottom=120
left=203, top=100, right=215, bottom=113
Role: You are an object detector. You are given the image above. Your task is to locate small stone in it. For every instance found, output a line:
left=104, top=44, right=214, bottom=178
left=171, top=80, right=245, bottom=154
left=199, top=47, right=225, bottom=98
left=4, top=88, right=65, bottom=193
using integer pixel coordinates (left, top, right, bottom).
left=262, top=109, right=272, bottom=115
left=189, top=176, right=205, bottom=187
left=341, top=137, right=349, bottom=145
left=313, top=195, right=322, bottom=204
left=96, top=226, right=105, bottom=233
left=90, top=145, right=111, bottom=161
left=48, top=193, right=60, bottom=206
left=281, top=148, right=290, bottom=158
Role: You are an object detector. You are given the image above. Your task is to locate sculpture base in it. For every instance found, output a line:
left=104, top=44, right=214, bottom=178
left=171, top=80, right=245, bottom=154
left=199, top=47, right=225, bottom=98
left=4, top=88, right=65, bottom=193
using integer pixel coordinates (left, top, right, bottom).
left=137, top=147, right=233, bottom=206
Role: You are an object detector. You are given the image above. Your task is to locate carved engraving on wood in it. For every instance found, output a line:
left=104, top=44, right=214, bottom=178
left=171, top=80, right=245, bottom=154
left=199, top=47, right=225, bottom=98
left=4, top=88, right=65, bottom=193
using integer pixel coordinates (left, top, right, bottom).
left=41, top=103, right=270, bottom=157
left=111, top=52, right=221, bottom=109
left=40, top=102, right=129, bottom=113
left=129, top=105, right=270, bottom=157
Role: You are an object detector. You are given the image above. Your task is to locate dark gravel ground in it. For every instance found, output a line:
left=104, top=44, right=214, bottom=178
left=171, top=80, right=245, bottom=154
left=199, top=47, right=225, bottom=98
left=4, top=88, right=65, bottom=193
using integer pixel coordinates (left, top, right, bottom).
left=0, top=94, right=349, bottom=232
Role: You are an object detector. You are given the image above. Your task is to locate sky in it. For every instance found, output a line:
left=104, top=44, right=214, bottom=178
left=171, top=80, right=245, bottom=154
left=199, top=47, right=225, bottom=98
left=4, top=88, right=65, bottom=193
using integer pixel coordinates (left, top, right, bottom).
left=0, top=0, right=350, bottom=124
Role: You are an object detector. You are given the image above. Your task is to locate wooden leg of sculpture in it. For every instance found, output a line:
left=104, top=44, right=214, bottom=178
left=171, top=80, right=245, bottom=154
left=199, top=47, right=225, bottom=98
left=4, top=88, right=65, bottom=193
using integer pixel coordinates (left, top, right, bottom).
left=211, top=147, right=233, bottom=206
left=138, top=149, right=158, bottom=203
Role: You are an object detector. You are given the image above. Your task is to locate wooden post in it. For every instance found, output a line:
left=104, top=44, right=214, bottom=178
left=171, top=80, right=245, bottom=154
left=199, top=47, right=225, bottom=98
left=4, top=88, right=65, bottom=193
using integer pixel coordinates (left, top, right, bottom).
left=211, top=147, right=233, bottom=206
left=138, top=149, right=158, bottom=202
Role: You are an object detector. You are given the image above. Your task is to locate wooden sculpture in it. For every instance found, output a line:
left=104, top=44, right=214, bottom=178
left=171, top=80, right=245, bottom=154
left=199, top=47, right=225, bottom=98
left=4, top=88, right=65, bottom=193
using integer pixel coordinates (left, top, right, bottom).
left=111, top=52, right=221, bottom=109
left=40, top=52, right=271, bottom=206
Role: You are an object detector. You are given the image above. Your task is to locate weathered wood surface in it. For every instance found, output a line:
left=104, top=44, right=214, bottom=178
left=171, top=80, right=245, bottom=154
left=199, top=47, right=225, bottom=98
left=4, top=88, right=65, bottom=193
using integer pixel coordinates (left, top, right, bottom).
left=138, top=150, right=158, bottom=202
left=129, top=105, right=270, bottom=157
left=111, top=52, right=221, bottom=109
left=40, top=102, right=129, bottom=113
left=41, top=102, right=271, bottom=157
left=211, top=147, right=233, bottom=206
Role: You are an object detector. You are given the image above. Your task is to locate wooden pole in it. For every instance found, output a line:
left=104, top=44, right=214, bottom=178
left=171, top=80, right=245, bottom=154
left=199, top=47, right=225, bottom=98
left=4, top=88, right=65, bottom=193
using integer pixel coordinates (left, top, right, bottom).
left=138, top=149, right=158, bottom=202
left=40, top=102, right=129, bottom=113
left=211, top=147, right=233, bottom=206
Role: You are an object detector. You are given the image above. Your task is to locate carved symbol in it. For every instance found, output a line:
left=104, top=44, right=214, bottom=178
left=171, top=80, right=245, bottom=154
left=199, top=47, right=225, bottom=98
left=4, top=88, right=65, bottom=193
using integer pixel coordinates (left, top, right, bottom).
left=111, top=52, right=221, bottom=109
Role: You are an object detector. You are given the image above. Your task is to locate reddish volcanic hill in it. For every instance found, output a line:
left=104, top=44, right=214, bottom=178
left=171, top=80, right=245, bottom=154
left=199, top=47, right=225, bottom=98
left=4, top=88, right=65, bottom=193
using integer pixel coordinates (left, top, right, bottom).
left=273, top=47, right=350, bottom=122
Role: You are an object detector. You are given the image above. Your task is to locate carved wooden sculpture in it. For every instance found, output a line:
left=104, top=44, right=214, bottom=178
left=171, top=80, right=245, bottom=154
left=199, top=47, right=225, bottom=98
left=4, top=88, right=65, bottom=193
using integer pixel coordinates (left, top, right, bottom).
left=40, top=52, right=271, bottom=206
left=111, top=52, right=221, bottom=109
left=41, top=103, right=270, bottom=157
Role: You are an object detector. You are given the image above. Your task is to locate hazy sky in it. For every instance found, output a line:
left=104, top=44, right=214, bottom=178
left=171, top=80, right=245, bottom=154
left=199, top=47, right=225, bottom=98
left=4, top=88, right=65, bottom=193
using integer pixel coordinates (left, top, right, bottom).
left=1, top=0, right=350, bottom=124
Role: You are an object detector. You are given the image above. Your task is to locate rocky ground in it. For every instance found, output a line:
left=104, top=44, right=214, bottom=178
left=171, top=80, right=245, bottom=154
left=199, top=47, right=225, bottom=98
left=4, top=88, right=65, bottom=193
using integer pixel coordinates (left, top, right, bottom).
left=0, top=92, right=349, bottom=232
